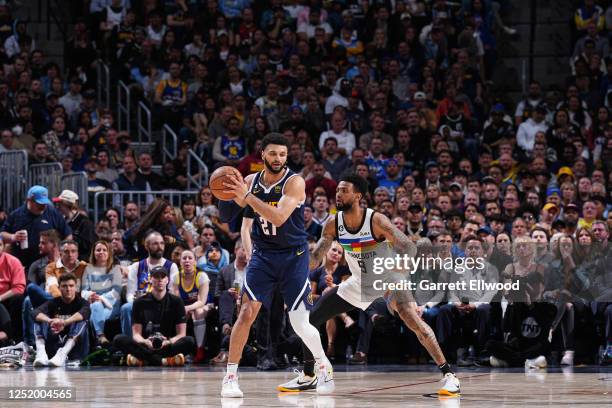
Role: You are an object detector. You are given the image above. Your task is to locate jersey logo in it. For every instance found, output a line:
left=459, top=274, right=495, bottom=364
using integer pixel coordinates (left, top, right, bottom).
left=338, top=225, right=344, bottom=232
left=253, top=185, right=261, bottom=194
left=297, top=249, right=305, bottom=256
left=274, top=185, right=282, bottom=193
left=306, top=292, right=314, bottom=305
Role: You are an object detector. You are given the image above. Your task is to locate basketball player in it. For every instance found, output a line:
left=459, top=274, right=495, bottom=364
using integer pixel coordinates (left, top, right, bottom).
left=278, top=175, right=461, bottom=396
left=218, top=133, right=334, bottom=398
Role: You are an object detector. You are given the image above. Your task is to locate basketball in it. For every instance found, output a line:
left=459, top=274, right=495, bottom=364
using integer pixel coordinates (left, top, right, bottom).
left=209, top=166, right=243, bottom=201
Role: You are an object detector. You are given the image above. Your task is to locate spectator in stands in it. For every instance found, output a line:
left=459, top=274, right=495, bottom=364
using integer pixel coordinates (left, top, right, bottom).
left=321, top=137, right=351, bottom=181
left=42, top=116, right=74, bottom=161
left=1, top=186, right=72, bottom=271
left=81, top=240, right=122, bottom=347
left=0, top=235, right=25, bottom=343
left=172, top=249, right=209, bottom=363
left=110, top=231, right=131, bottom=265
left=237, top=138, right=264, bottom=177
left=137, top=152, right=163, bottom=190
left=122, top=231, right=179, bottom=336
left=305, top=162, right=337, bottom=201
left=437, top=236, right=498, bottom=364
left=312, top=194, right=331, bottom=226
left=114, top=265, right=194, bottom=366
left=318, top=110, right=356, bottom=155
left=124, top=198, right=185, bottom=260
left=112, top=155, right=151, bottom=205
left=303, top=204, right=322, bottom=241
left=32, top=273, right=90, bottom=367
left=309, top=241, right=352, bottom=359
left=44, top=239, right=87, bottom=302
left=211, top=239, right=247, bottom=365
left=122, top=201, right=140, bottom=231
left=58, top=77, right=83, bottom=117
left=95, top=150, right=119, bottom=184
left=52, top=190, right=96, bottom=262
left=212, top=116, right=247, bottom=167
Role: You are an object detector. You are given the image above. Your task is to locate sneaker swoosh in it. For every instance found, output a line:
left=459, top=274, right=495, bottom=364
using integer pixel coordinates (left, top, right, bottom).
left=297, top=249, right=305, bottom=255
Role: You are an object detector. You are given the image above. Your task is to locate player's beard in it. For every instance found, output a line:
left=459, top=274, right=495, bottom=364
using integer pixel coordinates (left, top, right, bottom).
left=336, top=198, right=354, bottom=212
left=264, top=157, right=286, bottom=174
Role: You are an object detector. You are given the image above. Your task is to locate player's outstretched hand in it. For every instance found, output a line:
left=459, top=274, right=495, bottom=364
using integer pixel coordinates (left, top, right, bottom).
left=223, top=175, right=249, bottom=205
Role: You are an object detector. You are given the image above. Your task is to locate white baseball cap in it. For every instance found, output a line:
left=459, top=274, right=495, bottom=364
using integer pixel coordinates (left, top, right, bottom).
left=53, top=190, right=79, bottom=205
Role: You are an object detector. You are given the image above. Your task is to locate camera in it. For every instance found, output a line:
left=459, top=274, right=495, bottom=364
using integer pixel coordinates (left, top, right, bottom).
left=150, top=332, right=165, bottom=350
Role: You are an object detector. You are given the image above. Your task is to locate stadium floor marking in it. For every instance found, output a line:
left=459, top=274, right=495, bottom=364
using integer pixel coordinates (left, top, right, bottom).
left=348, top=372, right=490, bottom=394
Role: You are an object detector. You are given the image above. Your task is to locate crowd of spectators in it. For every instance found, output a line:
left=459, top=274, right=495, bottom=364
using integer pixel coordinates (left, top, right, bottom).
left=0, top=0, right=611, bottom=368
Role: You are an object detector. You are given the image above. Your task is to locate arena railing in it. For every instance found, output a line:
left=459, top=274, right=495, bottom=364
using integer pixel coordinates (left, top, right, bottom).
left=61, top=172, right=89, bottom=211
left=162, top=124, right=178, bottom=163
left=0, top=150, right=28, bottom=212
left=137, top=101, right=152, bottom=143
left=129, top=142, right=156, bottom=158
left=93, top=190, right=198, bottom=223
left=117, top=80, right=130, bottom=133
left=29, top=162, right=62, bottom=199
left=187, top=149, right=209, bottom=190
left=96, top=60, right=110, bottom=109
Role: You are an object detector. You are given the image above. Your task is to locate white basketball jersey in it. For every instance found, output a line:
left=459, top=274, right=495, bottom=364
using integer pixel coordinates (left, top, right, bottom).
left=336, top=208, right=395, bottom=310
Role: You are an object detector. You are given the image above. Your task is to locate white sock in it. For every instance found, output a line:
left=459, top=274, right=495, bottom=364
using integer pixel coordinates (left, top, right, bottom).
left=61, top=338, right=75, bottom=354
left=36, top=338, right=46, bottom=355
left=288, top=308, right=325, bottom=362
left=227, top=363, right=238, bottom=375
left=193, top=319, right=206, bottom=348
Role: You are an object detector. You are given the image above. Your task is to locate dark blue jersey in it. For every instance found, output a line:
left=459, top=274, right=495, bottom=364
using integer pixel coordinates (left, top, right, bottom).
left=245, top=169, right=307, bottom=250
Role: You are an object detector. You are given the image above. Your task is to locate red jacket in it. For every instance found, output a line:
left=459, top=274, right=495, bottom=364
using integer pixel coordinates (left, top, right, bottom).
left=0, top=252, right=26, bottom=295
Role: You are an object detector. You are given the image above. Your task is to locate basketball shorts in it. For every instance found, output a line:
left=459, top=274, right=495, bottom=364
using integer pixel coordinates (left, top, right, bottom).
left=242, top=243, right=312, bottom=311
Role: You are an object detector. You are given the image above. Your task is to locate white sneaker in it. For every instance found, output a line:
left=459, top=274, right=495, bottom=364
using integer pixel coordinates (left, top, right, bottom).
left=221, top=373, right=244, bottom=398
left=316, top=359, right=335, bottom=395
left=48, top=350, right=67, bottom=367
left=277, top=369, right=317, bottom=392
left=489, top=355, right=509, bottom=368
left=561, top=350, right=574, bottom=366
left=33, top=351, right=49, bottom=367
left=438, top=372, right=460, bottom=396
left=525, top=355, right=547, bottom=369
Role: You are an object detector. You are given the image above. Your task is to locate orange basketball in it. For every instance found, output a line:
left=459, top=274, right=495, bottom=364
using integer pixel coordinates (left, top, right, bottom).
left=209, top=166, right=243, bottom=201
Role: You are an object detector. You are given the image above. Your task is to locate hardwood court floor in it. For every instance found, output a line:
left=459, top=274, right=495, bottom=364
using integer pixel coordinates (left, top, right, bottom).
left=0, top=365, right=610, bottom=407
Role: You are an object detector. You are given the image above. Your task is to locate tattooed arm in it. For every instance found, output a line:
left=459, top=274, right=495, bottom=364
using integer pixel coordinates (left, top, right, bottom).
left=311, top=217, right=337, bottom=266
left=372, top=212, right=417, bottom=258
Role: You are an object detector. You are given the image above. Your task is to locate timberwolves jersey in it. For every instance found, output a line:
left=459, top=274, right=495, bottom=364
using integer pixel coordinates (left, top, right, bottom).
left=336, top=208, right=396, bottom=309
left=246, top=169, right=307, bottom=250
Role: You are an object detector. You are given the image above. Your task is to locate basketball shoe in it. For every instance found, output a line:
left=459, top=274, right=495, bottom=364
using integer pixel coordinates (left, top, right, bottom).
left=438, top=373, right=461, bottom=396
left=316, top=358, right=335, bottom=395
left=277, top=369, right=317, bottom=392
left=221, top=373, right=243, bottom=398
